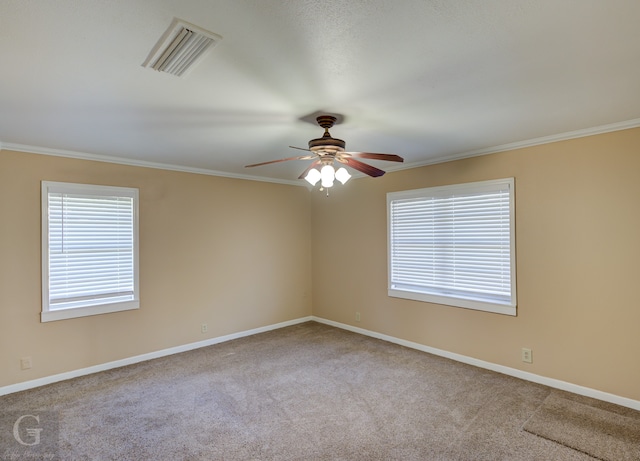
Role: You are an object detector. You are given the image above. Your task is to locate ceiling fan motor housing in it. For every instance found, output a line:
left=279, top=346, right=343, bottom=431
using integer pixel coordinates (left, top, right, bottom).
left=308, top=115, right=345, bottom=151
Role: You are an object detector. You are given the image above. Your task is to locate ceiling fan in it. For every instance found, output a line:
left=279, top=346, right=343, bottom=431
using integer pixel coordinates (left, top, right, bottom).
left=245, top=115, right=404, bottom=189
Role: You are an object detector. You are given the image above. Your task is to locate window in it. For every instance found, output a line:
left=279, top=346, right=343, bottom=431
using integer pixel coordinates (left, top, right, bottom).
left=387, top=178, right=516, bottom=315
left=41, top=181, right=139, bottom=322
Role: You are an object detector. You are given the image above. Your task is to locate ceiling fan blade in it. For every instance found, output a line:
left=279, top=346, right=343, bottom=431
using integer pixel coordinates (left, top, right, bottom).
left=245, top=154, right=316, bottom=168
left=298, top=159, right=323, bottom=179
left=338, top=157, right=386, bottom=177
left=341, top=152, right=404, bottom=162
left=289, top=145, right=313, bottom=152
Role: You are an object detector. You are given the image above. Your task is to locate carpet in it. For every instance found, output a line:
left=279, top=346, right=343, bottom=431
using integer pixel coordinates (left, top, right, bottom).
left=523, top=392, right=640, bottom=460
left=1, top=322, right=636, bottom=460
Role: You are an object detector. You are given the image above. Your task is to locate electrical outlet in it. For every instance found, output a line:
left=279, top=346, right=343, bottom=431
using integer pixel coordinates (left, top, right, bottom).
left=355, top=312, right=361, bottom=322
left=20, top=356, right=32, bottom=370
left=201, top=323, right=208, bottom=334
left=521, top=348, right=533, bottom=363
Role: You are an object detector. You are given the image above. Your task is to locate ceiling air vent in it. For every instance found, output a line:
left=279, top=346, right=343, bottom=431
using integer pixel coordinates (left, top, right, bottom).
left=143, top=18, right=222, bottom=77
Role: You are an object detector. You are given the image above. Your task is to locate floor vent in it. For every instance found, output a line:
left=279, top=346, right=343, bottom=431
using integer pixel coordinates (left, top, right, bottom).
left=143, top=18, right=222, bottom=77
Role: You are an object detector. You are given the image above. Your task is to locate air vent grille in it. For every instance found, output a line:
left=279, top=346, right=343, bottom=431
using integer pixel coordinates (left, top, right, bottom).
left=143, top=19, right=222, bottom=77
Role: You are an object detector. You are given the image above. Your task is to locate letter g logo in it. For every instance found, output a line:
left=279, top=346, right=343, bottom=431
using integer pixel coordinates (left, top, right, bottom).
left=13, top=414, right=43, bottom=446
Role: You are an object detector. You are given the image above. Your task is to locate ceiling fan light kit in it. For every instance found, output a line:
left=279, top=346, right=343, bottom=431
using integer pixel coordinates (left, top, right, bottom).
left=245, top=114, right=404, bottom=194
left=304, top=164, right=351, bottom=188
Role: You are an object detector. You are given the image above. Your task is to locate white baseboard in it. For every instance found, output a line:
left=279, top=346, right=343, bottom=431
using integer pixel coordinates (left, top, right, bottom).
left=0, top=316, right=313, bottom=397
left=311, top=316, right=640, bottom=412
left=3, top=314, right=639, bottom=412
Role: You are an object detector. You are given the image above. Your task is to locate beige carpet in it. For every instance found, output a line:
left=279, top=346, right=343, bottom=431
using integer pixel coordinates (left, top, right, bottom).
left=1, top=322, right=637, bottom=460
left=523, top=392, right=640, bottom=461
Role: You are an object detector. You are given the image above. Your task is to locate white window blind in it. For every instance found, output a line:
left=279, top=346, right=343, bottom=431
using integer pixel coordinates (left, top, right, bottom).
left=42, top=182, right=139, bottom=322
left=387, top=178, right=516, bottom=315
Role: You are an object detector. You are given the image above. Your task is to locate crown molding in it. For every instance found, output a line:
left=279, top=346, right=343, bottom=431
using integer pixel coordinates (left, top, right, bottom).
left=385, top=117, right=640, bottom=174
left=3, top=117, right=640, bottom=183
left=0, top=142, right=303, bottom=187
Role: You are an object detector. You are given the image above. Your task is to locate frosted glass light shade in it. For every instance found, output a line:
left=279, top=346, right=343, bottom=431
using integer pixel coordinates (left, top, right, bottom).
left=304, top=168, right=321, bottom=186
left=335, top=167, right=351, bottom=185
left=320, top=164, right=335, bottom=188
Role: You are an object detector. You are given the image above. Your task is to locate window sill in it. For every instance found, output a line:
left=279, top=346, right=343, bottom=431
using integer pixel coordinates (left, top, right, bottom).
left=41, top=300, right=139, bottom=322
left=388, top=289, right=516, bottom=316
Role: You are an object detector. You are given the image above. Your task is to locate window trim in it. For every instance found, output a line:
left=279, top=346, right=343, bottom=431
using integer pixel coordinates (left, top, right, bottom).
left=387, top=178, right=516, bottom=316
left=41, top=181, right=140, bottom=322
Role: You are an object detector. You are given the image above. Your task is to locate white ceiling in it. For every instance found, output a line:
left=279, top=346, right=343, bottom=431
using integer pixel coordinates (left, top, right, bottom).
left=1, top=0, right=639, bottom=184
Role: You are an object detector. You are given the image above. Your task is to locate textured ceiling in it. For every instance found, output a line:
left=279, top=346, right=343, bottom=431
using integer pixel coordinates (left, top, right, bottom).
left=1, top=0, right=639, bottom=185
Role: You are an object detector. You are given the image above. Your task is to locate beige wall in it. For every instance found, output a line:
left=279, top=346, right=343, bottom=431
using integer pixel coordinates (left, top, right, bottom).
left=2, top=127, right=640, bottom=403
left=311, top=127, right=640, bottom=402
left=0, top=150, right=312, bottom=387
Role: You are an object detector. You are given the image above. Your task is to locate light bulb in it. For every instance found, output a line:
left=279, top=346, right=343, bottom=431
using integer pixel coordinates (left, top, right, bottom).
left=320, top=164, right=335, bottom=188
left=304, top=168, right=321, bottom=186
left=335, top=167, right=351, bottom=185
